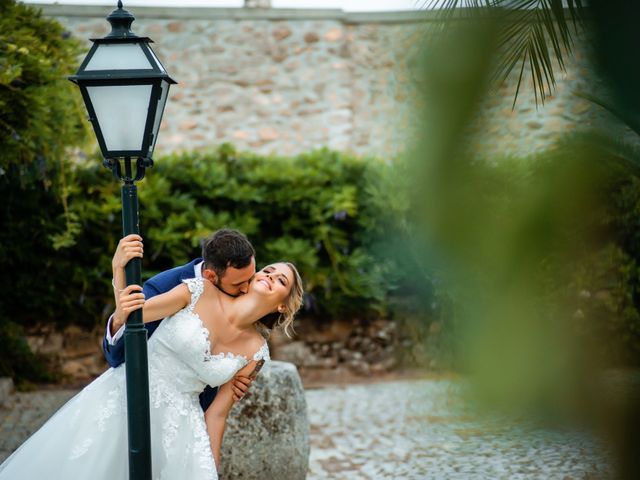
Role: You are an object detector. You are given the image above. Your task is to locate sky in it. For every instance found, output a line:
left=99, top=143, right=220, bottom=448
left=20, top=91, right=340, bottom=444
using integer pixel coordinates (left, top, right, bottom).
left=25, top=0, right=424, bottom=12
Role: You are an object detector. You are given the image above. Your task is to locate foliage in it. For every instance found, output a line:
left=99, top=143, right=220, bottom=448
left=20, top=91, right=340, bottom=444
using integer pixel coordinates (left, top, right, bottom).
left=414, top=140, right=640, bottom=370
left=0, top=0, right=89, bottom=385
left=0, top=146, right=418, bottom=336
left=424, top=0, right=586, bottom=106
left=4, top=137, right=640, bottom=387
left=59, top=146, right=416, bottom=324
left=0, top=0, right=88, bottom=181
left=1, top=142, right=428, bottom=385
left=570, top=161, right=640, bottom=365
left=420, top=0, right=640, bottom=365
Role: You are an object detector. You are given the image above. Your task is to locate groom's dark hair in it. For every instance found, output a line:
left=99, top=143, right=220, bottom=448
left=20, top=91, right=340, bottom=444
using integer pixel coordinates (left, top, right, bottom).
left=202, top=229, right=255, bottom=276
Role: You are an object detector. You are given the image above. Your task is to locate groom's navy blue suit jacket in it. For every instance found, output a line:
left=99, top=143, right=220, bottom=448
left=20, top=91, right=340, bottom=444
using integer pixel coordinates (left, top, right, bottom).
left=102, top=258, right=219, bottom=411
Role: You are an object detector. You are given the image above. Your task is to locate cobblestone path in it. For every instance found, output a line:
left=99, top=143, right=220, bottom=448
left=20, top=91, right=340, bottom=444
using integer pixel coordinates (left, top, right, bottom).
left=0, top=379, right=613, bottom=479
left=306, top=379, right=612, bottom=479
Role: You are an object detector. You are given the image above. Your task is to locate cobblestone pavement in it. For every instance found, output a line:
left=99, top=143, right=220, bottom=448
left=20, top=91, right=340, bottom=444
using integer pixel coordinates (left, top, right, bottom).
left=306, top=379, right=612, bottom=480
left=0, top=380, right=613, bottom=479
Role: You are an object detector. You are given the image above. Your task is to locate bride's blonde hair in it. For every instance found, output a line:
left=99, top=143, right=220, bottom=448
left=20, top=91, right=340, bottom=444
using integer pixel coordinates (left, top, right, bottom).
left=257, top=262, right=303, bottom=338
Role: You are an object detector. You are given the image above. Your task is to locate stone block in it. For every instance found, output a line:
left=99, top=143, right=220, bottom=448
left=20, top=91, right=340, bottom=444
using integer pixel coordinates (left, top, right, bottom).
left=324, top=27, right=343, bottom=42
left=272, top=26, right=292, bottom=41
left=180, top=120, right=199, bottom=131
left=167, top=21, right=184, bottom=33
left=220, top=361, right=309, bottom=480
left=258, top=126, right=279, bottom=141
left=304, top=32, right=320, bottom=44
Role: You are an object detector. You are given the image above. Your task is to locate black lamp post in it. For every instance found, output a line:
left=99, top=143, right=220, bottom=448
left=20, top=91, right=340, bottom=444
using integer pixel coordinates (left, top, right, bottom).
left=69, top=2, right=176, bottom=479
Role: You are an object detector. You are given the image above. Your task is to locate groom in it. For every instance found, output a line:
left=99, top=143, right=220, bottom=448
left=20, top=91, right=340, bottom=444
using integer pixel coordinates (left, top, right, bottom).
left=103, top=228, right=257, bottom=411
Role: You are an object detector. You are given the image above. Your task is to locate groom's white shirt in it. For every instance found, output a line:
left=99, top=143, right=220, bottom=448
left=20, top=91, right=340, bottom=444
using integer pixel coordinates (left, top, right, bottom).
left=106, top=261, right=205, bottom=345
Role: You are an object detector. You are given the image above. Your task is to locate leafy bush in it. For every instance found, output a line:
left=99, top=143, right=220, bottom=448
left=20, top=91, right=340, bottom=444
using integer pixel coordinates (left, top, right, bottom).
left=60, top=145, right=415, bottom=324
left=0, top=0, right=87, bottom=180
left=569, top=162, right=640, bottom=365
left=1, top=140, right=430, bottom=385
left=0, top=0, right=88, bottom=383
left=414, top=145, right=640, bottom=369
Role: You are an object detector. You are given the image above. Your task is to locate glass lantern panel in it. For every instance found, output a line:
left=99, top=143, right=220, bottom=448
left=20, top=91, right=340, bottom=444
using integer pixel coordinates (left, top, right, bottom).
left=149, top=80, right=170, bottom=155
left=147, top=47, right=167, bottom=74
left=85, top=43, right=152, bottom=71
left=86, top=84, right=153, bottom=151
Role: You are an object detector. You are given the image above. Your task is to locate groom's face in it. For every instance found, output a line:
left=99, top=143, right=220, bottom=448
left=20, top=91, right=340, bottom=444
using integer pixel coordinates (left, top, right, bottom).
left=207, top=256, right=256, bottom=297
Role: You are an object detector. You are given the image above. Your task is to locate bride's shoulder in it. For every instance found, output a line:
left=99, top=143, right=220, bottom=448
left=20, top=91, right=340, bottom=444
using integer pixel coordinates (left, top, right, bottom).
left=241, top=329, right=268, bottom=355
left=187, top=277, right=215, bottom=297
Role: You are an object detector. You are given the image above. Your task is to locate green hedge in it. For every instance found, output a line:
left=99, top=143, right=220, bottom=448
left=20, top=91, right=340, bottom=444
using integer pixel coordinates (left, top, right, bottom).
left=0, top=0, right=88, bottom=385
left=0, top=0, right=87, bottom=180
left=570, top=159, right=640, bottom=365
left=57, top=145, right=415, bottom=325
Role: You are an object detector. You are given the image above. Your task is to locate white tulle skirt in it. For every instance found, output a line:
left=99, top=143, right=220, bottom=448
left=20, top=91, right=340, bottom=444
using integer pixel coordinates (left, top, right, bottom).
left=0, top=366, right=217, bottom=480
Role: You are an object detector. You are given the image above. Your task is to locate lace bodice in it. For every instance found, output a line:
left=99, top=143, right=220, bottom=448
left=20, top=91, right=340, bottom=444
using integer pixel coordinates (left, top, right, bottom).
left=147, top=278, right=270, bottom=396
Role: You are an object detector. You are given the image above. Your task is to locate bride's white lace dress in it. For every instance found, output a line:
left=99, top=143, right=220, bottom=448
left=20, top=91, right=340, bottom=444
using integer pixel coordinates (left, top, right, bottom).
left=0, top=278, right=269, bottom=480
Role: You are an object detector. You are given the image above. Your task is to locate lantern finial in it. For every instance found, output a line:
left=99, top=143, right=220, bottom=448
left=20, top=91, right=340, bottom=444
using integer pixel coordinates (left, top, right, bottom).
left=106, top=2, right=137, bottom=39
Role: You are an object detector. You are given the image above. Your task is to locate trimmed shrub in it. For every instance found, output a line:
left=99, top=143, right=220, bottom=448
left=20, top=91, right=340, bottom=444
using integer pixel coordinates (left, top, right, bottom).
left=58, top=145, right=415, bottom=325
left=0, top=0, right=88, bottom=383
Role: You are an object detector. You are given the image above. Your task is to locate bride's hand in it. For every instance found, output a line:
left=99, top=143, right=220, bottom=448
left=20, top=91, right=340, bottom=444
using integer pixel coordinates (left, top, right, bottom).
left=231, top=375, right=253, bottom=401
left=115, top=285, right=145, bottom=325
left=112, top=234, right=143, bottom=271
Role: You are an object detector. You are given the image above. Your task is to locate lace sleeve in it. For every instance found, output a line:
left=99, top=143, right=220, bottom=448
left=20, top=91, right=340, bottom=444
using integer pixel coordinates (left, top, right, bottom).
left=182, top=278, right=204, bottom=312
left=252, top=341, right=270, bottom=362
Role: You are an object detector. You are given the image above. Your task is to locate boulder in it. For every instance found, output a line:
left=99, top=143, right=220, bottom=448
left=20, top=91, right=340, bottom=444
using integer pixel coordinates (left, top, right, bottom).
left=220, top=361, right=309, bottom=480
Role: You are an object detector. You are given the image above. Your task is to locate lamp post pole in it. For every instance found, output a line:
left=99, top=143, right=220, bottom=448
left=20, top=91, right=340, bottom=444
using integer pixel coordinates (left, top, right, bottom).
left=120, top=157, right=152, bottom=480
left=69, top=1, right=176, bottom=477
left=104, top=155, right=154, bottom=480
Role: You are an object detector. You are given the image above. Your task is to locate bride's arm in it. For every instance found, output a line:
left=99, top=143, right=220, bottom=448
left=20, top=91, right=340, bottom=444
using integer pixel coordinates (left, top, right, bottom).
left=205, top=361, right=257, bottom=470
left=114, top=281, right=190, bottom=328
left=205, top=382, right=234, bottom=470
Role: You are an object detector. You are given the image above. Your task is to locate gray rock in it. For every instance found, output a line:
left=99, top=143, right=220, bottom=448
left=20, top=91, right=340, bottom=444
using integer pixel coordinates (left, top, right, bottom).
left=275, top=341, right=315, bottom=367
left=220, top=361, right=309, bottom=480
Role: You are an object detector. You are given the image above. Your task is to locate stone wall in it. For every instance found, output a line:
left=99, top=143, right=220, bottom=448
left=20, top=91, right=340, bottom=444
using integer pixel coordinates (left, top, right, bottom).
left=36, top=4, right=595, bottom=159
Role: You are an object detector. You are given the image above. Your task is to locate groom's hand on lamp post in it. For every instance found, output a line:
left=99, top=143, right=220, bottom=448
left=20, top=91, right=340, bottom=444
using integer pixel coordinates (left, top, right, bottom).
left=111, top=284, right=145, bottom=333
left=110, top=234, right=144, bottom=335
left=117, top=285, right=145, bottom=320
left=112, top=234, right=144, bottom=270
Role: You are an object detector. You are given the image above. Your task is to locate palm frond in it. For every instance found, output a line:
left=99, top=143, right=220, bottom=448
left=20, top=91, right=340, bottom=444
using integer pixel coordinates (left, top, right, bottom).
left=423, top=0, right=586, bottom=107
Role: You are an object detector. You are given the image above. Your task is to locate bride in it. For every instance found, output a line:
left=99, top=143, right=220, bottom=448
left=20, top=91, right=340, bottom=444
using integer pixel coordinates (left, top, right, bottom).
left=0, top=257, right=303, bottom=479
